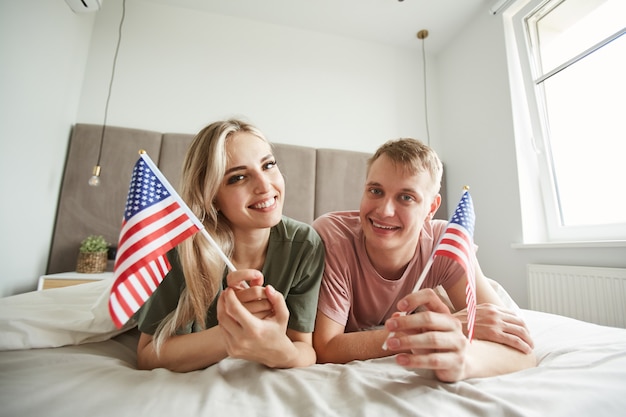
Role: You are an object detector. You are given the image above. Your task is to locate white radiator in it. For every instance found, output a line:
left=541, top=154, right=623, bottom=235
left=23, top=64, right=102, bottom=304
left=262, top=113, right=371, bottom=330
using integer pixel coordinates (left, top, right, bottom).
left=527, top=264, right=626, bottom=328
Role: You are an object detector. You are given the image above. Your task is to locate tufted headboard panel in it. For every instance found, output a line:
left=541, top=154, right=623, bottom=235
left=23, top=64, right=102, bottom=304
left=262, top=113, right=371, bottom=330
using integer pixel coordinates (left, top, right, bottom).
left=47, top=125, right=162, bottom=274
left=47, top=124, right=446, bottom=274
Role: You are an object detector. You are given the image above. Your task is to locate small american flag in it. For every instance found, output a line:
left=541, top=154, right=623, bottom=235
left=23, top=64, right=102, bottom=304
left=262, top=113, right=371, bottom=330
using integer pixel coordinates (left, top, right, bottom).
left=434, top=189, right=477, bottom=341
left=108, top=152, right=202, bottom=328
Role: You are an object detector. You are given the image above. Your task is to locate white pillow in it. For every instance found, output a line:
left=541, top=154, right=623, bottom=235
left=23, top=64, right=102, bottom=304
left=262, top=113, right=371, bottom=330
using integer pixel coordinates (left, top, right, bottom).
left=0, top=278, right=135, bottom=351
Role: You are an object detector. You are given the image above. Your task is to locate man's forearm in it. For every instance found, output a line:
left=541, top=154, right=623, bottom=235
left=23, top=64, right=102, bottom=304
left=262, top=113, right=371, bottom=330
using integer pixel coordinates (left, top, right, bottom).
left=463, top=339, right=537, bottom=379
left=317, top=329, right=394, bottom=364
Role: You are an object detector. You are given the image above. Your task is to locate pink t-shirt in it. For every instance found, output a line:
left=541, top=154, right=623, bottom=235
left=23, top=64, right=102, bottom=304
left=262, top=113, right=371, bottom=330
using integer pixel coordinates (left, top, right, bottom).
left=313, top=211, right=469, bottom=332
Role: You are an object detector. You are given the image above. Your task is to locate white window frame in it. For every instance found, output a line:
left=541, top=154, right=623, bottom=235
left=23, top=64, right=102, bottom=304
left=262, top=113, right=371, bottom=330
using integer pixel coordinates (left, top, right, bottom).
left=503, top=0, right=626, bottom=244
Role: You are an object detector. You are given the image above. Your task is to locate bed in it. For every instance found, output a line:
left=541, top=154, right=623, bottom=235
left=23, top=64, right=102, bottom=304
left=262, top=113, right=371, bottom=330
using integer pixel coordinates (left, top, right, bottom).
left=1, top=278, right=626, bottom=417
left=1, top=124, right=625, bottom=416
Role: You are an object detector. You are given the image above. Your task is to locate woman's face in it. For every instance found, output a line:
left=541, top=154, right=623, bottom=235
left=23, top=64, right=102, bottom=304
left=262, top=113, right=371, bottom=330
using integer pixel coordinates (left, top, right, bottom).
left=214, top=132, right=285, bottom=232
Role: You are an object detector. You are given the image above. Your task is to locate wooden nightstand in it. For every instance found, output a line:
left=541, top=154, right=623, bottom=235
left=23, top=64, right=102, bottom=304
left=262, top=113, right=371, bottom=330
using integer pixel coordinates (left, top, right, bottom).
left=37, top=271, right=113, bottom=291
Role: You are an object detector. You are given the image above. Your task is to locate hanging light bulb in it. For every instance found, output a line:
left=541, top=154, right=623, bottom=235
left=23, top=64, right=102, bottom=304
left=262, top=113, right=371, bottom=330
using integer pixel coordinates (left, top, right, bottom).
left=88, top=165, right=102, bottom=187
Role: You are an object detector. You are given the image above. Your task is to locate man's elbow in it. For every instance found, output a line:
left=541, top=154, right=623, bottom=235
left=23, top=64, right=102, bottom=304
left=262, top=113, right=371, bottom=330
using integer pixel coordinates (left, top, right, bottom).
left=312, top=338, right=331, bottom=364
left=312, top=336, right=343, bottom=364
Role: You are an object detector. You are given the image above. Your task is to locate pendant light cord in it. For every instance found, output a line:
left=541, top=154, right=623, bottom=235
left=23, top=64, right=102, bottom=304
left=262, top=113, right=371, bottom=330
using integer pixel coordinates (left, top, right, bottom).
left=420, top=35, right=431, bottom=146
left=95, top=0, right=126, bottom=168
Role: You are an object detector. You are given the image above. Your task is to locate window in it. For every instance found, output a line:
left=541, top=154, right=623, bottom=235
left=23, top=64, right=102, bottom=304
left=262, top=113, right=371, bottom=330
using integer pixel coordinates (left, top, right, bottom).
left=505, top=0, right=626, bottom=242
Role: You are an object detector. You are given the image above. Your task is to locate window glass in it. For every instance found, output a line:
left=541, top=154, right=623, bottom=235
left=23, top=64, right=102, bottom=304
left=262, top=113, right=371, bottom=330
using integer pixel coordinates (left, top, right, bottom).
left=531, top=0, right=625, bottom=76
left=541, top=34, right=626, bottom=226
left=508, top=0, right=626, bottom=241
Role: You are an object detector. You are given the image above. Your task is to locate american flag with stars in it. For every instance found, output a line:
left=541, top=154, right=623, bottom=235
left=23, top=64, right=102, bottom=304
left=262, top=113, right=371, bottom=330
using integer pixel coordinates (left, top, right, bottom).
left=109, top=152, right=202, bottom=329
left=434, top=189, right=477, bottom=341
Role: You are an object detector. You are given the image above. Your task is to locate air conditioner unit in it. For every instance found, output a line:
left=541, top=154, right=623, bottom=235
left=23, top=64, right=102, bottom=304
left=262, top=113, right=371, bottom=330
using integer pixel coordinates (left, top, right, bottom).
left=489, top=0, right=515, bottom=15
left=65, top=0, right=102, bottom=13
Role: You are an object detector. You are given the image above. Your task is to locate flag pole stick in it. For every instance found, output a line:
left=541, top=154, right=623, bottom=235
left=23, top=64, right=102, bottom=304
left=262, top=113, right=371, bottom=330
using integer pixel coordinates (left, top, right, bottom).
left=410, top=185, right=469, bottom=294
left=411, top=257, right=434, bottom=293
left=199, top=231, right=249, bottom=288
left=200, top=229, right=236, bottom=272
left=382, top=256, right=435, bottom=350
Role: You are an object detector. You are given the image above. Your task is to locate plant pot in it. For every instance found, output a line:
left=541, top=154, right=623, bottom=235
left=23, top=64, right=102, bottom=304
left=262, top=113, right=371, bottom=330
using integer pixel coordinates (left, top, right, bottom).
left=76, top=252, right=108, bottom=273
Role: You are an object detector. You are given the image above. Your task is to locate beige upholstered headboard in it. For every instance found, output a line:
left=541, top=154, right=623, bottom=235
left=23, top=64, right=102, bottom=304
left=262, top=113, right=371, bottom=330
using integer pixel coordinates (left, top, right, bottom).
left=47, top=124, right=446, bottom=274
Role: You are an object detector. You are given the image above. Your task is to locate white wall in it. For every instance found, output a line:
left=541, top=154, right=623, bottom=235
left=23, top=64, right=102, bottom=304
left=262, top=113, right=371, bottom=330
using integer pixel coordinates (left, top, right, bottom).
left=2, top=0, right=621, bottom=305
left=436, top=9, right=625, bottom=308
left=77, top=0, right=431, bottom=153
left=0, top=0, right=432, bottom=296
left=0, top=0, right=95, bottom=296
left=436, top=8, right=530, bottom=305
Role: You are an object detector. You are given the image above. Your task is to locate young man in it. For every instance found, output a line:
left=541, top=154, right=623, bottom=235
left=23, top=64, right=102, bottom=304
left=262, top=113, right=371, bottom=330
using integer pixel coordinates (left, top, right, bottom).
left=312, top=138, right=536, bottom=382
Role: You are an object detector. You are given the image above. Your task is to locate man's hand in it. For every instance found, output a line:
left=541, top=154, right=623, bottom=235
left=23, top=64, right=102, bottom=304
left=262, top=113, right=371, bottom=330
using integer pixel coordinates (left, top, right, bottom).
left=383, top=288, right=471, bottom=382
left=454, top=304, right=534, bottom=354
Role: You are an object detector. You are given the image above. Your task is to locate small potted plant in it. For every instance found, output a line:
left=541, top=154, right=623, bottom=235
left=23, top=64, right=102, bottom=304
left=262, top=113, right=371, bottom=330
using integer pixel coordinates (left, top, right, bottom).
left=76, top=234, right=109, bottom=273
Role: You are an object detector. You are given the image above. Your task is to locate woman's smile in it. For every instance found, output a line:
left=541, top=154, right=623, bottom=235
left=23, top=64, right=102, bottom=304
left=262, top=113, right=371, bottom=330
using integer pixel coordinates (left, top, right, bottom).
left=249, top=196, right=278, bottom=210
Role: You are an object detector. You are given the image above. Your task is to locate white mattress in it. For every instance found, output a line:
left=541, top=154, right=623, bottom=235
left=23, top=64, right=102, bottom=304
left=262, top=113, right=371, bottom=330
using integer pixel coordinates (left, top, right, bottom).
left=1, top=278, right=625, bottom=417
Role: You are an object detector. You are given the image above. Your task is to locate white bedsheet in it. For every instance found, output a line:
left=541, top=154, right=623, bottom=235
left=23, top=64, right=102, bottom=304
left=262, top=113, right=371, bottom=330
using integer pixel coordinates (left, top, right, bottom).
left=1, top=279, right=625, bottom=417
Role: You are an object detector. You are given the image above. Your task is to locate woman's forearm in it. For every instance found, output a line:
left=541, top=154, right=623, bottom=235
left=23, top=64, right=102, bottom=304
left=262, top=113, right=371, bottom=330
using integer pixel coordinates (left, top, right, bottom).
left=137, top=327, right=227, bottom=372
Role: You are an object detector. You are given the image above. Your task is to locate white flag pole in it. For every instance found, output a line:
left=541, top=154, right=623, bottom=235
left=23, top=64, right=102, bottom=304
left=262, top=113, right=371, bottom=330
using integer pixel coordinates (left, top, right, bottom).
left=409, top=185, right=470, bottom=294
left=200, top=229, right=236, bottom=272
left=382, top=244, right=437, bottom=350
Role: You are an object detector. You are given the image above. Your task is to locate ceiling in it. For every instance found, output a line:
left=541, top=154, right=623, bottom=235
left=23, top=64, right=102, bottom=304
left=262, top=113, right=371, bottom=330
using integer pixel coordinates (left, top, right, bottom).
left=144, top=0, right=493, bottom=52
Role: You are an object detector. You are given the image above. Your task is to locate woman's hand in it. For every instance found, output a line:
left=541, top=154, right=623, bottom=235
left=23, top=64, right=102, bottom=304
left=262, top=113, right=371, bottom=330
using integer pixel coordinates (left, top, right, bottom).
left=217, top=284, right=294, bottom=367
left=383, top=288, right=470, bottom=382
left=226, top=268, right=264, bottom=289
left=226, top=269, right=271, bottom=319
left=453, top=304, right=534, bottom=354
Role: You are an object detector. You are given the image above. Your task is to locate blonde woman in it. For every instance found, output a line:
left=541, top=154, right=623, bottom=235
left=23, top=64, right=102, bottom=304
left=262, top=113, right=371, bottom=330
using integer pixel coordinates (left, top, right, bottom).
left=136, top=119, right=324, bottom=371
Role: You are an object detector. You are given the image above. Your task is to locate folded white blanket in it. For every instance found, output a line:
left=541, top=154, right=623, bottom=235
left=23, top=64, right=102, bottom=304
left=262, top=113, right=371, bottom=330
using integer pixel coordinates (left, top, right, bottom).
left=0, top=278, right=133, bottom=350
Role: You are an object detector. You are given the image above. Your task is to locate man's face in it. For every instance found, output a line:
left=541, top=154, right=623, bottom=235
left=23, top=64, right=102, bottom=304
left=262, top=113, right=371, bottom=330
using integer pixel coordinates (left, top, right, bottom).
left=359, top=154, right=437, bottom=260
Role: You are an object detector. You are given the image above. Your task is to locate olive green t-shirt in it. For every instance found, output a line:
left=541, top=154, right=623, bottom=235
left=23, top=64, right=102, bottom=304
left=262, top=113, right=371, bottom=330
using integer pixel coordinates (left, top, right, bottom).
left=136, top=216, right=324, bottom=335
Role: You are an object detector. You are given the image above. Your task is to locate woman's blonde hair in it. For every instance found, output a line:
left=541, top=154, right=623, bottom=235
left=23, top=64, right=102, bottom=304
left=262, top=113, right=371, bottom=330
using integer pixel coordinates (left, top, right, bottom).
left=153, top=119, right=269, bottom=352
left=367, top=138, right=443, bottom=197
